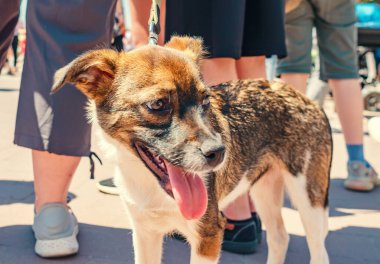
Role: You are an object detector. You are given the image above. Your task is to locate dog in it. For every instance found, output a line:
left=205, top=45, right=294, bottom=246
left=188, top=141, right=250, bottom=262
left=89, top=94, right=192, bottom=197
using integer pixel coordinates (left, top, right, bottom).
left=51, top=36, right=332, bottom=264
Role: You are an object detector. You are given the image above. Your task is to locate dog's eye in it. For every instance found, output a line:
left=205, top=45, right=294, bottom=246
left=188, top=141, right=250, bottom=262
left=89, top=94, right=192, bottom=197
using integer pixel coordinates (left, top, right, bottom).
left=202, top=95, right=210, bottom=108
left=146, top=98, right=171, bottom=112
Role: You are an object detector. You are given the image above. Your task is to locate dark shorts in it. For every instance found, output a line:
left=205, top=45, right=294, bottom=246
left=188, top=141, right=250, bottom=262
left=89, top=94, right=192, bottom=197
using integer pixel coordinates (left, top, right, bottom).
left=165, top=0, right=287, bottom=59
left=13, top=0, right=116, bottom=156
left=277, top=0, right=359, bottom=80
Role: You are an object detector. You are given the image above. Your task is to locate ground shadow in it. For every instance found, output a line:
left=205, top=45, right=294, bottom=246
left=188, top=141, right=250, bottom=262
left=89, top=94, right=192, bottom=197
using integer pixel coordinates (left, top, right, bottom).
left=0, top=224, right=133, bottom=264
left=283, top=178, right=380, bottom=217
left=1, top=224, right=379, bottom=264
left=328, top=178, right=380, bottom=217
left=0, top=88, right=18, bottom=92
left=0, top=180, right=76, bottom=205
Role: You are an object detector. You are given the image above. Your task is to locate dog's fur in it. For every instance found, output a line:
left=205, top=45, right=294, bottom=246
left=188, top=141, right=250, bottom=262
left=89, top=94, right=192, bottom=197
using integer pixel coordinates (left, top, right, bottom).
left=52, top=37, right=332, bottom=264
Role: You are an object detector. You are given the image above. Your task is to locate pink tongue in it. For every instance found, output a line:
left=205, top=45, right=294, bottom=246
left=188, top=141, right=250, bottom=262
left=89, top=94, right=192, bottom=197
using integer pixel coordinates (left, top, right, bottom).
left=166, top=163, right=208, bottom=220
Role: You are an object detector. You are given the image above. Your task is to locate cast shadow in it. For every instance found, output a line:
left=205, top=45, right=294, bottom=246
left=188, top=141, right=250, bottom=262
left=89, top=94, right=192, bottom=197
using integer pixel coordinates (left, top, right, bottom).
left=283, top=178, right=380, bottom=217
left=0, top=224, right=379, bottom=263
left=0, top=88, right=18, bottom=92
left=0, top=180, right=76, bottom=205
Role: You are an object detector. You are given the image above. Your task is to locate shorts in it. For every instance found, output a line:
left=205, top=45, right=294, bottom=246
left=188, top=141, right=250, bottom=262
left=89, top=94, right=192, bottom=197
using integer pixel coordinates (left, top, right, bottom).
left=14, top=0, right=116, bottom=156
left=165, top=0, right=287, bottom=59
left=277, top=0, right=359, bottom=81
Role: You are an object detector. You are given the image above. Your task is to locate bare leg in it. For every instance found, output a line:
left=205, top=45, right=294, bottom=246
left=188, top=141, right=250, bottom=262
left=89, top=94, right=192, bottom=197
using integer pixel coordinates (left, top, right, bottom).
left=222, top=192, right=251, bottom=220
left=281, top=73, right=309, bottom=94
left=129, top=0, right=150, bottom=47
left=328, top=79, right=363, bottom=145
left=33, top=150, right=80, bottom=213
left=236, top=56, right=267, bottom=79
left=201, top=58, right=253, bottom=219
left=201, top=58, right=237, bottom=86
left=223, top=56, right=267, bottom=218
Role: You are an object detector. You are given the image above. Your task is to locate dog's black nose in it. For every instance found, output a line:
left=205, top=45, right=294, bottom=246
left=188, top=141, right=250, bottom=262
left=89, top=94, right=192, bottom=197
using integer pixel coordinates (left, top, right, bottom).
left=201, top=143, right=225, bottom=167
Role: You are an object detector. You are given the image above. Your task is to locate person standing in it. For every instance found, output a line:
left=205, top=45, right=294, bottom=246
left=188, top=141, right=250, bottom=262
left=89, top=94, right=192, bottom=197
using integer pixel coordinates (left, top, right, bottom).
left=277, top=0, right=379, bottom=191
left=1, top=0, right=118, bottom=257
left=165, top=0, right=287, bottom=254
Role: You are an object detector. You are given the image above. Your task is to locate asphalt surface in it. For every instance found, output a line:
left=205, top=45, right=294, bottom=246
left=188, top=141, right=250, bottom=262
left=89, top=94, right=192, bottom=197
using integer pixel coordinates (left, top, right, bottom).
left=0, top=73, right=379, bottom=264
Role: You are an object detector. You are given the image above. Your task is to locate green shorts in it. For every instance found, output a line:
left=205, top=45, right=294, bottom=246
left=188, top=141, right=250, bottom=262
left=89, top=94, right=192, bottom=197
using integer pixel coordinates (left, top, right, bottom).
left=277, top=0, right=359, bottom=81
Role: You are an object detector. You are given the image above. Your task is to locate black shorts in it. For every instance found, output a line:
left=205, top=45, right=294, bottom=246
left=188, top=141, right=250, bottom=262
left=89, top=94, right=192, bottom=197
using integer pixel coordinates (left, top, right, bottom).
left=165, top=0, right=287, bottom=59
left=14, top=0, right=116, bottom=156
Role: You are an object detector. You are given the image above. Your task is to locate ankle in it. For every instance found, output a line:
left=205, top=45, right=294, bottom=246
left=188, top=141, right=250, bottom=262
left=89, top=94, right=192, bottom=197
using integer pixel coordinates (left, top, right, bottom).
left=346, top=144, right=365, bottom=163
left=223, top=211, right=252, bottom=221
left=35, top=199, right=66, bottom=214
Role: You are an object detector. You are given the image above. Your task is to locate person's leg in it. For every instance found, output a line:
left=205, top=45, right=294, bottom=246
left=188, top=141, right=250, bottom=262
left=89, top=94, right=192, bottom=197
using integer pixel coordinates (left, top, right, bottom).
left=328, top=79, right=363, bottom=145
left=6, top=46, right=16, bottom=75
left=14, top=0, right=117, bottom=257
left=33, top=150, right=80, bottom=213
left=315, top=0, right=378, bottom=191
left=222, top=56, right=267, bottom=221
left=280, top=73, right=309, bottom=94
left=236, top=56, right=266, bottom=79
left=201, top=58, right=237, bottom=85
left=219, top=57, right=267, bottom=254
left=329, top=79, right=378, bottom=190
left=32, top=151, right=81, bottom=257
left=129, top=0, right=150, bottom=47
left=203, top=58, right=264, bottom=253
left=12, top=35, right=18, bottom=68
left=202, top=57, right=240, bottom=218
left=277, top=1, right=314, bottom=93
left=222, top=193, right=252, bottom=220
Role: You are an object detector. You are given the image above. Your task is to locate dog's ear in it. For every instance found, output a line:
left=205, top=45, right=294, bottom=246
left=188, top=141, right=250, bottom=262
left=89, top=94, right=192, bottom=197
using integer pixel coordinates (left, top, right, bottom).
left=165, top=36, right=204, bottom=64
left=51, top=49, right=118, bottom=103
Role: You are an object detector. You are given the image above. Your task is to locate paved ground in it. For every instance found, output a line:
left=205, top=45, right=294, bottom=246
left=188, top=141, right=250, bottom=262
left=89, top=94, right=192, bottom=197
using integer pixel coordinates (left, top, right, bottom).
left=0, top=72, right=379, bottom=264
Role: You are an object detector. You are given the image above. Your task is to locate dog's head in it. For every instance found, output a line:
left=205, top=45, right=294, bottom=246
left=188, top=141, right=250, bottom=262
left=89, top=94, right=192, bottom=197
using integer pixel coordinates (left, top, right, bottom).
left=52, top=36, right=226, bottom=220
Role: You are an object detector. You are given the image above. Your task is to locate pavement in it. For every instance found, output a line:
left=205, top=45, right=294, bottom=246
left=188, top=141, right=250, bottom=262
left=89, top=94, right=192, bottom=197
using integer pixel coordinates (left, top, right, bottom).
left=0, top=72, right=379, bottom=264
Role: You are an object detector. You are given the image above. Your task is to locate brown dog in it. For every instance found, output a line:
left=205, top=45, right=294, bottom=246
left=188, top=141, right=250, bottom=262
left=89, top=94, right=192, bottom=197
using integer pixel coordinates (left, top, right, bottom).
left=52, top=36, right=332, bottom=264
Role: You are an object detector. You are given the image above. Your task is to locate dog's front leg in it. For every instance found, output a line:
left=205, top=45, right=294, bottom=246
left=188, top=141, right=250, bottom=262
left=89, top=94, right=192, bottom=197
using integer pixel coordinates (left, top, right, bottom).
left=124, top=204, right=164, bottom=264
left=189, top=234, right=222, bottom=264
left=131, top=226, right=164, bottom=264
left=189, top=198, right=225, bottom=264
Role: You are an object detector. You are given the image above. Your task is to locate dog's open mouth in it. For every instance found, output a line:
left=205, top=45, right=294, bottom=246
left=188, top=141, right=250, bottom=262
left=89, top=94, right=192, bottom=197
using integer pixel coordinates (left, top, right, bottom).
left=135, top=142, right=208, bottom=220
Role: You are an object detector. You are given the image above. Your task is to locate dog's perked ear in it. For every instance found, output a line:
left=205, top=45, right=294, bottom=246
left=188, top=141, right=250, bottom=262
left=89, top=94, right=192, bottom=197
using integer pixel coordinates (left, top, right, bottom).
left=51, top=49, right=118, bottom=104
left=165, top=36, right=205, bottom=64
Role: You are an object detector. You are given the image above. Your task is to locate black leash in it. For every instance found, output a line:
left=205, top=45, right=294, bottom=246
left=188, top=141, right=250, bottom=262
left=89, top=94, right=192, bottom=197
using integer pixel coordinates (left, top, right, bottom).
left=88, top=0, right=161, bottom=179
left=89, top=151, right=103, bottom=179
left=148, top=0, right=161, bottom=45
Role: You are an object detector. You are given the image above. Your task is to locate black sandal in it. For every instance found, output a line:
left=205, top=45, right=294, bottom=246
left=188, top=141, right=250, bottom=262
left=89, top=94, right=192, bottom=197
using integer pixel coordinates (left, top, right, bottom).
left=171, top=213, right=263, bottom=255
left=222, top=214, right=262, bottom=254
